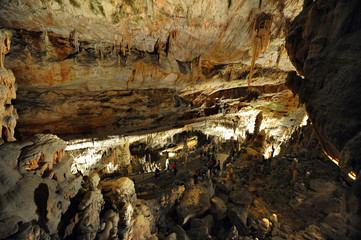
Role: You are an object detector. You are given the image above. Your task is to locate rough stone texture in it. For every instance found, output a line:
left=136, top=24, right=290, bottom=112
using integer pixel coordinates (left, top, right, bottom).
left=225, top=226, right=239, bottom=240
left=0, top=134, right=82, bottom=238
left=118, top=202, right=134, bottom=239
left=0, top=0, right=307, bottom=141
left=160, top=185, right=185, bottom=216
left=286, top=0, right=361, bottom=173
left=100, top=177, right=137, bottom=209
left=229, top=189, right=253, bottom=206
left=14, top=79, right=305, bottom=141
left=0, top=60, right=17, bottom=144
left=227, top=204, right=250, bottom=234
left=210, top=196, right=227, bottom=221
left=187, top=214, right=214, bottom=240
left=285, top=2, right=361, bottom=238
left=19, top=134, right=67, bottom=175
left=173, top=225, right=191, bottom=240
left=77, top=174, right=104, bottom=240
left=165, top=233, right=177, bottom=240
left=129, top=214, right=152, bottom=240
left=134, top=202, right=156, bottom=234
left=97, top=209, right=119, bottom=240
left=1, top=0, right=302, bottom=82
left=176, top=180, right=214, bottom=225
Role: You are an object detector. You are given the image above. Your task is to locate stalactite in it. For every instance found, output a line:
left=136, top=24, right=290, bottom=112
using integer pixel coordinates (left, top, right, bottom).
left=42, top=29, right=50, bottom=53
left=198, top=55, right=202, bottom=71
left=100, top=48, right=104, bottom=61
left=70, top=31, right=80, bottom=52
left=248, top=12, right=273, bottom=87
left=140, top=39, right=145, bottom=57
left=117, top=54, right=121, bottom=67
left=155, top=38, right=163, bottom=63
left=0, top=30, right=12, bottom=69
left=258, top=0, right=262, bottom=9
left=127, top=33, right=133, bottom=55
left=112, top=42, right=117, bottom=57
left=254, top=111, right=263, bottom=135
left=166, top=30, right=177, bottom=57
left=121, top=37, right=126, bottom=56
left=248, top=36, right=261, bottom=87
left=275, top=43, right=285, bottom=67
left=261, top=18, right=273, bottom=53
left=229, top=63, right=234, bottom=81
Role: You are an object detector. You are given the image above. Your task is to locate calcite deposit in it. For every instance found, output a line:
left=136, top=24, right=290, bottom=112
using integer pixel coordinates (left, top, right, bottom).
left=0, top=0, right=360, bottom=239
left=0, top=134, right=82, bottom=239
left=0, top=29, right=17, bottom=144
left=0, top=0, right=305, bottom=140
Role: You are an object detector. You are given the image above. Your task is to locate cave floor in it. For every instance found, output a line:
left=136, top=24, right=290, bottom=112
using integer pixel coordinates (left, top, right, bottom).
left=103, top=140, right=349, bottom=240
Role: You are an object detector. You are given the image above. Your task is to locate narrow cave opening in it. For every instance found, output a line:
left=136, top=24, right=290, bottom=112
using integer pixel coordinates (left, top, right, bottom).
left=34, top=183, right=49, bottom=233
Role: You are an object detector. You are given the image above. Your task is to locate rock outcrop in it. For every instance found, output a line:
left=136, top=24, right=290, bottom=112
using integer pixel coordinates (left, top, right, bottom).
left=0, top=29, right=17, bottom=145
left=286, top=0, right=361, bottom=174
left=0, top=134, right=82, bottom=239
left=286, top=2, right=361, bottom=238
left=176, top=180, right=214, bottom=225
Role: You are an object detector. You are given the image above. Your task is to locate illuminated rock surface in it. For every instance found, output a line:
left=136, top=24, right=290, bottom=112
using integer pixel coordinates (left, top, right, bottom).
left=0, top=0, right=305, bottom=140
left=0, top=0, right=360, bottom=239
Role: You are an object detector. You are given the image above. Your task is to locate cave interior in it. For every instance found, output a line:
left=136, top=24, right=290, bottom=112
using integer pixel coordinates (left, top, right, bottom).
left=0, top=0, right=361, bottom=239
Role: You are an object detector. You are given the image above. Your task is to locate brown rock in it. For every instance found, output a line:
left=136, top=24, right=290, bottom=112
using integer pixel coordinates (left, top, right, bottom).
left=210, top=196, right=227, bottom=221
left=226, top=205, right=250, bottom=234
left=229, top=189, right=253, bottom=206
left=100, top=177, right=136, bottom=209
left=176, top=181, right=214, bottom=225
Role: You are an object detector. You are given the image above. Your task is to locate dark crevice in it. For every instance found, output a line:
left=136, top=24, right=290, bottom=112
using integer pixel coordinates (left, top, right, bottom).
left=34, top=183, right=49, bottom=233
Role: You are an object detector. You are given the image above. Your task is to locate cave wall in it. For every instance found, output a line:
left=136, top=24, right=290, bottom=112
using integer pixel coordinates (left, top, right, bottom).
left=286, top=1, right=361, bottom=239
left=286, top=0, right=361, bottom=173
left=0, top=30, right=17, bottom=144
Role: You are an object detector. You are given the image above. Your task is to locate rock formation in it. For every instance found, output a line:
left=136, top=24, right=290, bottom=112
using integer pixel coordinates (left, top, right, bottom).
left=286, top=1, right=361, bottom=238
left=0, top=134, right=82, bottom=239
left=0, top=29, right=17, bottom=145
left=0, top=0, right=360, bottom=239
left=0, top=0, right=305, bottom=140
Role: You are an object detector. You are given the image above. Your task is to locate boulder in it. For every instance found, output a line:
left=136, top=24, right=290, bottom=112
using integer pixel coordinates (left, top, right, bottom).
left=210, top=196, right=227, bottom=221
left=173, top=225, right=191, bottom=240
left=188, top=215, right=214, bottom=239
left=176, top=181, right=214, bottom=225
left=165, top=233, right=177, bottom=240
left=97, top=210, right=119, bottom=240
left=100, top=177, right=136, bottom=209
left=160, top=185, right=185, bottom=216
left=227, top=205, right=250, bottom=234
left=225, top=226, right=238, bottom=240
left=134, top=202, right=157, bottom=233
left=229, top=189, right=253, bottom=206
left=130, top=214, right=152, bottom=240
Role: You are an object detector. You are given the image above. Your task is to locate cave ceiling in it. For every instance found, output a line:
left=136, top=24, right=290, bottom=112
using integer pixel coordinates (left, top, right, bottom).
left=0, top=0, right=305, bottom=140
